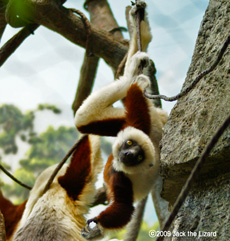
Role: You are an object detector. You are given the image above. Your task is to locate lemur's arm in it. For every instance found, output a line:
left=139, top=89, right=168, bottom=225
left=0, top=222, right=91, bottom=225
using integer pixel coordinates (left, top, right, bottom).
left=75, top=78, right=128, bottom=137
left=81, top=171, right=135, bottom=240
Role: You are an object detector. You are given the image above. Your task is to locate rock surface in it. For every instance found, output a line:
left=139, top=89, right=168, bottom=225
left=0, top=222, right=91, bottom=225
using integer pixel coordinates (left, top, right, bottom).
left=160, top=0, right=230, bottom=204
left=160, top=0, right=230, bottom=239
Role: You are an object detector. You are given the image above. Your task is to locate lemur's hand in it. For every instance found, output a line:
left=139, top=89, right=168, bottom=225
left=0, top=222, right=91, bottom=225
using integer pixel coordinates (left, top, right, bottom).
left=126, top=51, right=150, bottom=80
left=81, top=217, right=103, bottom=240
left=130, top=52, right=150, bottom=89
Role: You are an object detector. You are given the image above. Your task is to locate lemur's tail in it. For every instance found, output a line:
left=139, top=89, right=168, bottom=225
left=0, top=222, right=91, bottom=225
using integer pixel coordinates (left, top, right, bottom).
left=1, top=135, right=103, bottom=240
left=58, top=135, right=103, bottom=205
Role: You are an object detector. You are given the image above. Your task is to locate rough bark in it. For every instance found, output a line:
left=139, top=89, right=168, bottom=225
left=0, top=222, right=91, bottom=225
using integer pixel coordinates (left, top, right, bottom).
left=0, top=1, right=7, bottom=40
left=31, top=0, right=127, bottom=70
left=160, top=0, right=230, bottom=239
left=0, top=211, right=6, bottom=241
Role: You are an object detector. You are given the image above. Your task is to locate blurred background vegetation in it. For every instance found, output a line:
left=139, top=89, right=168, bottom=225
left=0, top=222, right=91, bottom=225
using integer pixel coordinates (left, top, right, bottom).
left=0, top=104, right=112, bottom=203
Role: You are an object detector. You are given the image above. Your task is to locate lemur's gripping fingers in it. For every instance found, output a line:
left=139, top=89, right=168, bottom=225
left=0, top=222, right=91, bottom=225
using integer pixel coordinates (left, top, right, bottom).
left=87, top=217, right=98, bottom=225
left=127, top=51, right=149, bottom=78
left=135, top=51, right=149, bottom=69
left=139, top=54, right=149, bottom=71
left=81, top=217, right=102, bottom=240
left=130, top=0, right=146, bottom=17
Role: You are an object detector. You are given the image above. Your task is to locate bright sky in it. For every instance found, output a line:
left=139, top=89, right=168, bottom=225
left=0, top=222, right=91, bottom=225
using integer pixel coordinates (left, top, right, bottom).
left=0, top=0, right=209, bottom=226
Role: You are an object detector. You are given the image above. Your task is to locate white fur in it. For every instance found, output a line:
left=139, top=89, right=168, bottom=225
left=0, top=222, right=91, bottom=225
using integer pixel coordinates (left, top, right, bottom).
left=125, top=1, right=152, bottom=71
left=74, top=3, right=168, bottom=239
left=112, top=126, right=156, bottom=174
left=112, top=126, right=159, bottom=201
left=74, top=52, right=151, bottom=131
left=13, top=135, right=103, bottom=241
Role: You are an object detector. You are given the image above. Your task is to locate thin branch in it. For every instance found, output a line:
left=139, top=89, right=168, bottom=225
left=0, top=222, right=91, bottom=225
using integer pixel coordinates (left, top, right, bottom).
left=145, top=35, right=230, bottom=101
left=135, top=0, right=142, bottom=52
left=115, top=52, right=128, bottom=79
left=0, top=163, right=32, bottom=190
left=157, top=115, right=230, bottom=241
left=124, top=197, right=147, bottom=241
left=42, top=135, right=86, bottom=194
left=70, top=9, right=92, bottom=57
left=147, top=60, right=162, bottom=108
left=72, top=55, right=99, bottom=114
left=90, top=186, right=108, bottom=207
left=0, top=24, right=39, bottom=67
left=72, top=0, right=125, bottom=114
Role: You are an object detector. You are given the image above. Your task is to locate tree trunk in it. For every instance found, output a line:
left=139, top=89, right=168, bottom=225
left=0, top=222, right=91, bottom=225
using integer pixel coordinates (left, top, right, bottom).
left=160, top=0, right=230, bottom=239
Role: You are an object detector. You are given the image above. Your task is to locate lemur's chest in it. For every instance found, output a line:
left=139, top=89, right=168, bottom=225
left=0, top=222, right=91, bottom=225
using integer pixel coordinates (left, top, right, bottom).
left=127, top=168, right=158, bottom=202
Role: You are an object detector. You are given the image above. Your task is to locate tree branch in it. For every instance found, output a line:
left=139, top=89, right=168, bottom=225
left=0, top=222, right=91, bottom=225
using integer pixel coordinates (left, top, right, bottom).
left=0, top=1, right=7, bottom=40
left=135, top=0, right=142, bottom=52
left=29, top=0, right=127, bottom=70
left=90, top=186, right=107, bottom=207
left=72, top=0, right=124, bottom=114
left=0, top=163, right=32, bottom=190
left=72, top=55, right=99, bottom=114
left=0, top=24, right=39, bottom=67
left=124, top=197, right=147, bottom=241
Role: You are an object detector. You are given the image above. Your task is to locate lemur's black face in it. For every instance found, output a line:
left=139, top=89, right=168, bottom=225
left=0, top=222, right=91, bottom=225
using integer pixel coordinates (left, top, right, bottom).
left=118, top=139, right=145, bottom=166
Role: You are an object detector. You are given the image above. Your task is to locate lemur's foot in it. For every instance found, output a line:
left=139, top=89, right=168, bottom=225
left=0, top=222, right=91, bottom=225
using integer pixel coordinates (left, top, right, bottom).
left=81, top=218, right=103, bottom=240
left=128, top=51, right=149, bottom=77
left=131, top=0, right=146, bottom=16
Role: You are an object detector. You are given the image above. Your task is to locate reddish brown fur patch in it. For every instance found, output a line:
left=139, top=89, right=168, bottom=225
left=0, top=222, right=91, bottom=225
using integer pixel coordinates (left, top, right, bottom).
left=103, top=154, right=116, bottom=201
left=78, top=118, right=126, bottom=137
left=58, top=135, right=91, bottom=200
left=123, top=83, right=151, bottom=135
left=103, top=154, right=114, bottom=186
left=0, top=190, right=26, bottom=239
left=98, top=171, right=134, bottom=229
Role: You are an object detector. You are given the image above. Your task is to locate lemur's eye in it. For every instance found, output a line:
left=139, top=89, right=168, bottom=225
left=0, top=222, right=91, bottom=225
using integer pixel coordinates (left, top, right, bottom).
left=138, top=155, right=143, bottom=161
left=126, top=140, right=133, bottom=146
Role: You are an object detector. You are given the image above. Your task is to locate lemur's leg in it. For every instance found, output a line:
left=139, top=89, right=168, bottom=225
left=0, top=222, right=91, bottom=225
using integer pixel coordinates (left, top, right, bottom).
left=75, top=52, right=150, bottom=137
left=125, top=0, right=152, bottom=76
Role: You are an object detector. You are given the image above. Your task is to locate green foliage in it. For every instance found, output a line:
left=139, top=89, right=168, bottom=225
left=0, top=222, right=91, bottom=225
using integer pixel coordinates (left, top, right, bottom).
left=20, top=126, right=79, bottom=175
left=0, top=104, right=34, bottom=154
left=0, top=104, right=63, bottom=155
left=0, top=104, right=113, bottom=202
left=2, top=168, right=35, bottom=203
left=0, top=104, right=80, bottom=201
left=2, top=125, right=79, bottom=201
left=37, top=104, right=61, bottom=114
